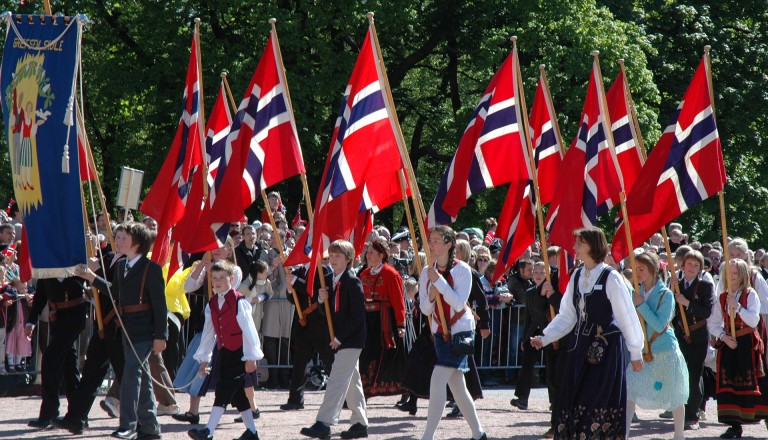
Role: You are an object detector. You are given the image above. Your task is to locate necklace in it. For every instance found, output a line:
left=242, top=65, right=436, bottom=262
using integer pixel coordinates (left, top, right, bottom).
left=581, top=266, right=592, bottom=290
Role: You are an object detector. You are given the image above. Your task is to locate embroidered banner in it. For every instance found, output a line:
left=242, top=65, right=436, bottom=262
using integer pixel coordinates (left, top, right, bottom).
left=1, top=14, right=87, bottom=277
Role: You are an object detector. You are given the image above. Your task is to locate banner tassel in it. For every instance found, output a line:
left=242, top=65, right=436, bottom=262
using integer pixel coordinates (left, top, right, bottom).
left=62, top=144, right=70, bottom=173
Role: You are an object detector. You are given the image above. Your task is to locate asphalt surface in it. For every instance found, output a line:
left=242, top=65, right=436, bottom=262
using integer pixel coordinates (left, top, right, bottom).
left=2, top=384, right=767, bottom=439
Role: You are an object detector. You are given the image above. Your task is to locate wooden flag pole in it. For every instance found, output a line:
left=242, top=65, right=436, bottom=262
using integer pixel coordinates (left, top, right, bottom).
left=592, top=51, right=648, bottom=357
left=266, top=18, right=331, bottom=335
left=220, top=71, right=307, bottom=326
left=194, top=19, right=209, bottom=194
left=367, top=12, right=449, bottom=338
left=398, top=169, right=422, bottom=275
left=618, top=59, right=691, bottom=339
left=701, top=45, right=735, bottom=337
left=79, top=184, right=105, bottom=338
left=43, top=1, right=52, bottom=15
left=511, top=38, right=556, bottom=324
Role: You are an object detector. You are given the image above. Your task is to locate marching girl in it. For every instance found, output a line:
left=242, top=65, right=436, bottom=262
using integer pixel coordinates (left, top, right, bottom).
left=626, top=252, right=689, bottom=439
left=419, top=225, right=486, bottom=440
left=707, top=258, right=768, bottom=439
left=531, top=227, right=644, bottom=440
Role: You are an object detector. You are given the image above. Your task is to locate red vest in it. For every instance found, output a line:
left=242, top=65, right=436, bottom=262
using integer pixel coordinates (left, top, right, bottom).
left=210, top=289, right=245, bottom=351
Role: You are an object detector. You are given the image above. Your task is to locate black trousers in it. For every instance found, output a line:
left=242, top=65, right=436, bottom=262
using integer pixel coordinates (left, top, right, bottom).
left=67, top=327, right=125, bottom=422
left=39, top=313, right=85, bottom=420
left=679, top=338, right=708, bottom=422
left=213, top=347, right=250, bottom=412
left=548, top=344, right=567, bottom=428
left=287, top=322, right=334, bottom=404
left=514, top=338, right=539, bottom=401
left=162, top=313, right=184, bottom=380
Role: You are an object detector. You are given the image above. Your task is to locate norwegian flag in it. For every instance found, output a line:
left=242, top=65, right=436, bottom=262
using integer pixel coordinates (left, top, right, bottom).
left=140, top=35, right=203, bottom=265
left=611, top=56, right=725, bottom=261
left=208, top=30, right=305, bottom=222
left=558, top=248, right=575, bottom=294
left=492, top=178, right=536, bottom=282
left=545, top=58, right=623, bottom=252
left=300, top=27, right=407, bottom=293
left=181, top=81, right=233, bottom=256
left=428, top=47, right=530, bottom=227
left=528, top=70, right=563, bottom=205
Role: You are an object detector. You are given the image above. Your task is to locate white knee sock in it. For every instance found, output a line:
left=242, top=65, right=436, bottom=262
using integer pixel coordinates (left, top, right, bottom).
left=673, top=405, right=685, bottom=439
left=421, top=366, right=452, bottom=440
left=447, top=369, right=483, bottom=439
left=206, top=406, right=225, bottom=434
left=240, top=409, right=257, bottom=433
left=626, top=400, right=636, bottom=439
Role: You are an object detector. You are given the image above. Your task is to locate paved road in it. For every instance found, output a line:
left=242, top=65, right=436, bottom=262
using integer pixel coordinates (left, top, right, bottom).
left=1, top=386, right=766, bottom=439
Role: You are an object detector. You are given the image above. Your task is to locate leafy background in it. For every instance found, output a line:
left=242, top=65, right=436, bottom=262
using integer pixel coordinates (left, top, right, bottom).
left=0, top=1, right=765, bottom=247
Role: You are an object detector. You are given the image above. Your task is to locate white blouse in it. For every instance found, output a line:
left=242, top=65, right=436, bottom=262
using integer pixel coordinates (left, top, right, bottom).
left=419, top=260, right=475, bottom=334
left=707, top=288, right=761, bottom=339
left=539, top=262, right=645, bottom=361
left=194, top=293, right=264, bottom=363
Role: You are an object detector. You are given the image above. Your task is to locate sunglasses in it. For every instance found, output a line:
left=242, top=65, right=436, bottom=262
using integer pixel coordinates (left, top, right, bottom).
left=477, top=258, right=489, bottom=263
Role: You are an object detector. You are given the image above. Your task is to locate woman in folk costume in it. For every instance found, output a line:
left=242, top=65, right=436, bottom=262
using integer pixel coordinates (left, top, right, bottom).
left=707, top=258, right=768, bottom=439
left=358, top=236, right=407, bottom=397
left=626, top=252, right=689, bottom=439
left=531, top=227, right=644, bottom=440
left=419, top=225, right=486, bottom=440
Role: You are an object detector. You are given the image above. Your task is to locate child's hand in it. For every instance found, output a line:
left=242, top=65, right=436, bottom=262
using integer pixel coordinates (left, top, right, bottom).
left=199, top=362, right=210, bottom=376
left=318, top=287, right=329, bottom=303
left=245, top=360, right=256, bottom=373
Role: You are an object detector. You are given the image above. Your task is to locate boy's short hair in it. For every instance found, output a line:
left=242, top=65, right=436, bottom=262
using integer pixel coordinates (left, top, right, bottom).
left=211, top=260, right=236, bottom=276
left=114, top=222, right=153, bottom=256
left=328, top=240, right=356, bottom=268
left=404, top=278, right=418, bottom=292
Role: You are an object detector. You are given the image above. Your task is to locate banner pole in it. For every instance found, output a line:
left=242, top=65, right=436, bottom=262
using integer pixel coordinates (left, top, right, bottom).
left=367, top=12, right=448, bottom=338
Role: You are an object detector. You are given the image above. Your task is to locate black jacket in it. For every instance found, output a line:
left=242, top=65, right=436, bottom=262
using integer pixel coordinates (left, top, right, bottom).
left=92, top=256, right=168, bottom=342
left=469, top=269, right=490, bottom=330
left=674, top=276, right=713, bottom=345
left=289, top=265, right=333, bottom=334
left=28, top=277, right=88, bottom=326
left=235, top=241, right=268, bottom=279
left=319, top=268, right=366, bottom=350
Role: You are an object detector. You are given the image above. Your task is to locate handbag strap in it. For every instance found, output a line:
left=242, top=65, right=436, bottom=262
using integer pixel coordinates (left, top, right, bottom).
left=646, top=290, right=670, bottom=358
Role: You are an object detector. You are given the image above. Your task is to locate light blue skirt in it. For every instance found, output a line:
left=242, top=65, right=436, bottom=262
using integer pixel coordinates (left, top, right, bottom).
left=173, top=332, right=207, bottom=395
left=627, top=346, right=689, bottom=410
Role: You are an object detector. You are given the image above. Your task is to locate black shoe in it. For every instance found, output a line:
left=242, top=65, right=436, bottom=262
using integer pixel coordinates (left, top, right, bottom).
left=112, top=429, right=138, bottom=440
left=234, top=429, right=260, bottom=440
left=396, top=401, right=417, bottom=415
left=100, top=399, right=120, bottom=418
left=396, top=395, right=408, bottom=406
left=300, top=421, right=331, bottom=439
left=510, top=398, right=528, bottom=410
left=340, top=423, right=368, bottom=439
left=188, top=427, right=213, bottom=440
left=234, top=409, right=260, bottom=423
left=28, top=418, right=53, bottom=429
left=446, top=405, right=462, bottom=418
left=469, top=434, right=487, bottom=440
left=173, top=412, right=200, bottom=424
left=15, top=364, right=25, bottom=372
left=720, top=426, right=743, bottom=439
left=54, top=416, right=84, bottom=435
left=280, top=402, right=305, bottom=411
left=138, top=433, right=162, bottom=440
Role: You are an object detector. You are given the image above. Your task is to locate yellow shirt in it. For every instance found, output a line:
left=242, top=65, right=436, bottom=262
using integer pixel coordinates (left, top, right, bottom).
left=164, top=265, right=192, bottom=319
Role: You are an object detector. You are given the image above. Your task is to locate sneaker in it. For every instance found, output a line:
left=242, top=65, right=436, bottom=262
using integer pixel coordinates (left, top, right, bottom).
left=659, top=410, right=673, bottom=419
left=187, top=427, right=213, bottom=440
left=340, top=423, right=368, bottom=439
left=173, top=412, right=200, bottom=424
left=101, top=397, right=120, bottom=418
left=685, top=421, right=700, bottom=431
left=697, top=409, right=707, bottom=421
left=156, top=403, right=180, bottom=416
left=510, top=398, right=528, bottom=410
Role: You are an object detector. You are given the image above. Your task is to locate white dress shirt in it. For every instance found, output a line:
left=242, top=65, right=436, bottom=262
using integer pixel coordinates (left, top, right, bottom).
left=419, top=260, right=475, bottom=334
left=194, top=291, right=264, bottom=363
left=539, top=263, right=645, bottom=361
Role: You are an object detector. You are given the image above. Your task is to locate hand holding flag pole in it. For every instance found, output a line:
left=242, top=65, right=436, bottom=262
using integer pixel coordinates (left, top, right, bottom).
left=367, top=11, right=449, bottom=339
left=592, top=51, right=649, bottom=358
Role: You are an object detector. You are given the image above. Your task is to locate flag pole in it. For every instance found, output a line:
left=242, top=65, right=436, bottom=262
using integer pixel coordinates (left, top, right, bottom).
left=592, top=51, right=649, bottom=357
left=512, top=38, right=557, bottom=325
left=702, top=45, right=735, bottom=337
left=43, top=1, right=52, bottom=15
left=79, top=182, right=105, bottom=338
left=220, top=71, right=308, bottom=327
left=398, top=169, right=422, bottom=275
left=538, top=66, right=566, bottom=158
left=268, top=18, right=331, bottom=334
left=619, top=59, right=691, bottom=340
left=367, top=12, right=449, bottom=338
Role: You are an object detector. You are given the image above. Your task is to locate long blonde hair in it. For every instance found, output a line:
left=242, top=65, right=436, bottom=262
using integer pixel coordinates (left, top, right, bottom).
left=729, top=258, right=752, bottom=293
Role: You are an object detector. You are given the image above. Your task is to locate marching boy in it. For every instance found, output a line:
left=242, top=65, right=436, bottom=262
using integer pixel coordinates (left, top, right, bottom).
left=188, top=261, right=263, bottom=440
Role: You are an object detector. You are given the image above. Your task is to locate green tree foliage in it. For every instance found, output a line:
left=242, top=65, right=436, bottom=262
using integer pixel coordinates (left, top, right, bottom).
left=0, top=1, right=763, bottom=246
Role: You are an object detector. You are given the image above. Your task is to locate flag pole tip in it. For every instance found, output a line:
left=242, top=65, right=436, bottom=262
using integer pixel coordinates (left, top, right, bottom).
left=268, top=18, right=276, bottom=24
left=704, top=45, right=711, bottom=53
left=591, top=50, right=600, bottom=57
left=220, top=72, right=227, bottom=79
left=538, top=64, right=546, bottom=71
left=194, top=17, right=201, bottom=24
left=618, top=58, right=625, bottom=65
left=510, top=35, right=517, bottom=44
left=367, top=12, right=374, bottom=19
